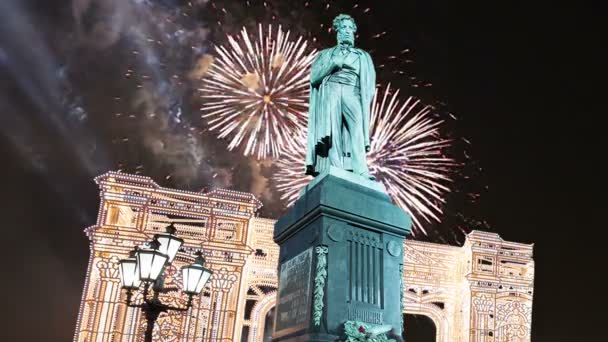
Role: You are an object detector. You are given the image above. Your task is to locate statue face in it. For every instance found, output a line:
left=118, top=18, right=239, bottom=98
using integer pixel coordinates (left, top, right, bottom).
left=336, top=19, right=356, bottom=46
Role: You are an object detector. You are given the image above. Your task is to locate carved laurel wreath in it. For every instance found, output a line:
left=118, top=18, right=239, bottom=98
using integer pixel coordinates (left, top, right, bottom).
left=344, top=321, right=396, bottom=342
left=313, top=245, right=329, bottom=326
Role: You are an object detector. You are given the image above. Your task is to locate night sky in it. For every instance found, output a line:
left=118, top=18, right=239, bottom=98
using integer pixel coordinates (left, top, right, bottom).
left=1, top=0, right=601, bottom=341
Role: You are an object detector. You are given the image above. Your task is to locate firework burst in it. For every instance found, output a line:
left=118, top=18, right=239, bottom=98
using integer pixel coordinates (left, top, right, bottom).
left=274, top=84, right=457, bottom=235
left=198, top=24, right=317, bottom=159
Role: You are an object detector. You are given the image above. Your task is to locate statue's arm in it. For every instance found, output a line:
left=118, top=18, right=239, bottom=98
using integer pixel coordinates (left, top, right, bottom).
left=364, top=51, right=376, bottom=152
left=367, top=52, right=376, bottom=99
left=310, top=51, right=335, bottom=88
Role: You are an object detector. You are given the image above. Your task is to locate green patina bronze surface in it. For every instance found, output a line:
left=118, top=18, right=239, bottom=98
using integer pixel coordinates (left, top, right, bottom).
left=305, top=14, right=376, bottom=180
left=272, top=14, right=411, bottom=342
left=399, top=264, right=404, bottom=332
left=273, top=168, right=411, bottom=342
left=344, top=321, right=396, bottom=342
left=313, top=246, right=329, bottom=326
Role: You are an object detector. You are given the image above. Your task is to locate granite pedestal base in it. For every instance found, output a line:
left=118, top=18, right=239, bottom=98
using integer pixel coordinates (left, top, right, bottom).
left=272, top=167, right=412, bottom=342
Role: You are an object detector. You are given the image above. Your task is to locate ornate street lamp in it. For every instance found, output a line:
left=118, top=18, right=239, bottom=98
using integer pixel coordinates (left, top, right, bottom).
left=155, top=222, right=184, bottom=263
left=136, top=238, right=168, bottom=283
left=118, top=223, right=213, bottom=342
left=119, top=248, right=141, bottom=290
left=182, top=251, right=213, bottom=297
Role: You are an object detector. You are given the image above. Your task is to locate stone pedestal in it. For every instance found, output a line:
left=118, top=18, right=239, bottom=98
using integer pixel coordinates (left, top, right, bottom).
left=272, top=167, right=412, bottom=342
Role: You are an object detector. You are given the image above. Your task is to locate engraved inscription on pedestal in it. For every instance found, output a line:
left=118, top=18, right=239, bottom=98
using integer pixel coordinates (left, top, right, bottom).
left=347, top=307, right=383, bottom=324
left=274, top=248, right=314, bottom=337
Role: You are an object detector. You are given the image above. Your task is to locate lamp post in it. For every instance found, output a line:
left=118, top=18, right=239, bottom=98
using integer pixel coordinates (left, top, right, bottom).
left=119, top=224, right=213, bottom=342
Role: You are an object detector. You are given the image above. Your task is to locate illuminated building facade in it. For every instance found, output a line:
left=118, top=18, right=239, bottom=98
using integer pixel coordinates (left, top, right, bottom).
left=74, top=172, right=534, bottom=342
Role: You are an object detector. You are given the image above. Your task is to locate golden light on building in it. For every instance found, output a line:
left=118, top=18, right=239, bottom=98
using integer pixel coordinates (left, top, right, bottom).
left=73, top=172, right=534, bottom=341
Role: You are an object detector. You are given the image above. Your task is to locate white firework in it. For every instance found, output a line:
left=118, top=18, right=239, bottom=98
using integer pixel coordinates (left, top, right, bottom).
left=274, top=84, right=456, bottom=235
left=198, top=24, right=317, bottom=159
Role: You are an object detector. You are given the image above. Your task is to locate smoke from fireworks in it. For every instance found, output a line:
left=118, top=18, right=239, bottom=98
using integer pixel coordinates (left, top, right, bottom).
left=198, top=24, right=316, bottom=159
left=274, top=84, right=457, bottom=235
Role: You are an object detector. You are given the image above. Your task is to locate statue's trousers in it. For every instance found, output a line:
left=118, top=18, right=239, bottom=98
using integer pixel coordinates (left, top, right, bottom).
left=326, top=81, right=370, bottom=176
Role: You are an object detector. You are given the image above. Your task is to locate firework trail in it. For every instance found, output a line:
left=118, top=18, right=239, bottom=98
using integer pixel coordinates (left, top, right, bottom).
left=198, top=24, right=317, bottom=159
left=274, top=84, right=457, bottom=235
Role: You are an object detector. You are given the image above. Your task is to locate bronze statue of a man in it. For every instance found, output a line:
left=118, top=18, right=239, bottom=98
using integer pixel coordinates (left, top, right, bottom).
left=305, top=14, right=376, bottom=179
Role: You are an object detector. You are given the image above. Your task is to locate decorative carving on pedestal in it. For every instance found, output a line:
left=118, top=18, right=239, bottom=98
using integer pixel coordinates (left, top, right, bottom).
left=387, top=241, right=401, bottom=257
left=398, top=264, right=404, bottom=332
left=346, top=228, right=382, bottom=307
left=327, top=224, right=344, bottom=242
left=313, top=245, right=329, bottom=326
left=343, top=321, right=395, bottom=342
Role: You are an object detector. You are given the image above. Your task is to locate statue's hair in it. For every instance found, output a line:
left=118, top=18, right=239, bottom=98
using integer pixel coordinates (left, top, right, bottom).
left=332, top=13, right=357, bottom=32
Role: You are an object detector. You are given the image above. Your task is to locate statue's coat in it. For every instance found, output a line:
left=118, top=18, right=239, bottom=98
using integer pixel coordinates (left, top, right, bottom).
left=305, top=46, right=376, bottom=175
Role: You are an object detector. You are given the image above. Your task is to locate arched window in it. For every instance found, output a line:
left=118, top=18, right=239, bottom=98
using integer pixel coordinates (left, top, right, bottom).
left=262, top=307, right=275, bottom=342
left=403, top=314, right=437, bottom=341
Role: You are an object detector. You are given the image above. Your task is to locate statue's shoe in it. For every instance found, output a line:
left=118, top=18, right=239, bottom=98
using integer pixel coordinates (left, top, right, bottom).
left=359, top=172, right=376, bottom=181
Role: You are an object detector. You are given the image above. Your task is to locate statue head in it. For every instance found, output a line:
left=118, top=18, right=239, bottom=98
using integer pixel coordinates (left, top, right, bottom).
left=333, top=14, right=357, bottom=46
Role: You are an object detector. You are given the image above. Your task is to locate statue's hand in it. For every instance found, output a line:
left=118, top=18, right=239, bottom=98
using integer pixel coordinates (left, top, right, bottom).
left=332, top=54, right=345, bottom=70
left=331, top=60, right=342, bottom=71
